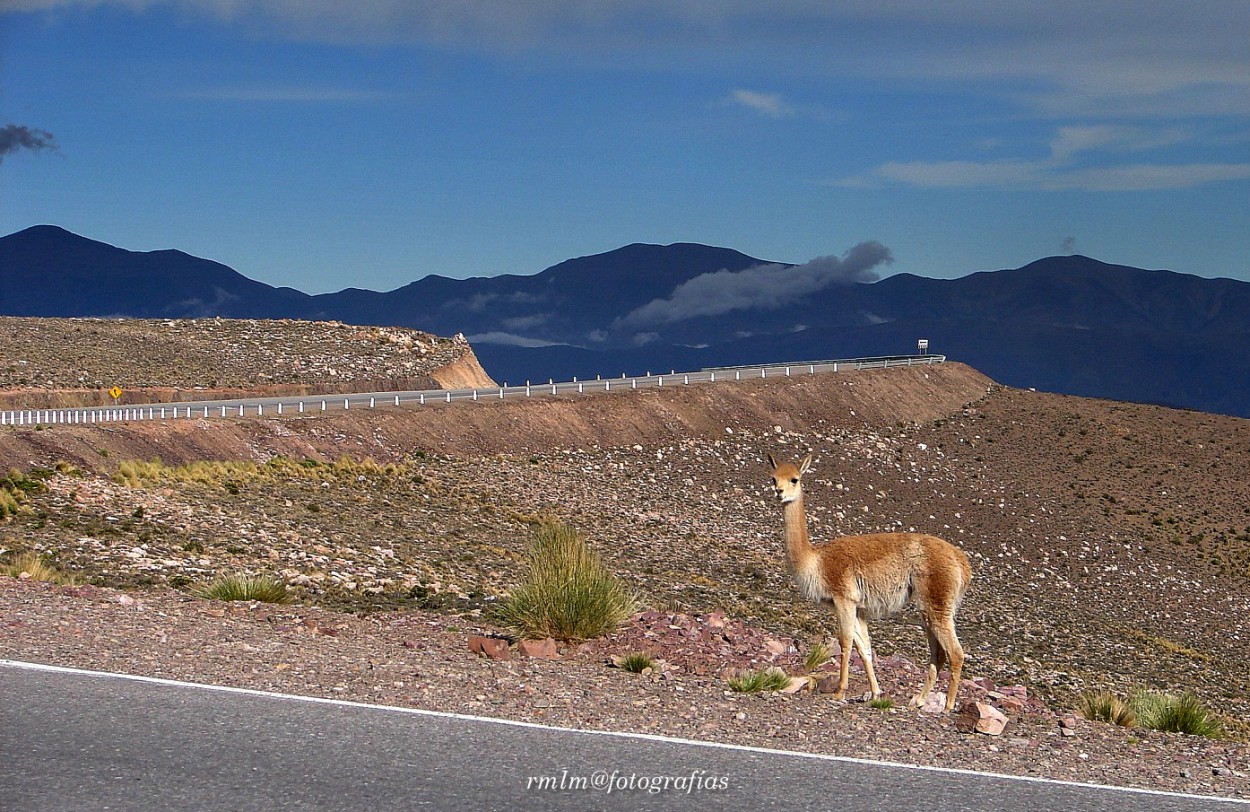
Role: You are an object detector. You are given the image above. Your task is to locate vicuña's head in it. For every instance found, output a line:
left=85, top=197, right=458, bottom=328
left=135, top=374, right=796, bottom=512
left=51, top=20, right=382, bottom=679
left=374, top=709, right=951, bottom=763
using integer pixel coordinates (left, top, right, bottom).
left=767, top=453, right=811, bottom=504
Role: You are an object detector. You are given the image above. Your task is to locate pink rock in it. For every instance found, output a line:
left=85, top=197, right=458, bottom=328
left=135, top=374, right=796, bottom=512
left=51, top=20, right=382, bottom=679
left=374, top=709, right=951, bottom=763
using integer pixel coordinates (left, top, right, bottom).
left=516, top=638, right=559, bottom=659
left=920, top=691, right=949, bottom=714
left=468, top=635, right=511, bottom=661
left=955, top=702, right=1009, bottom=736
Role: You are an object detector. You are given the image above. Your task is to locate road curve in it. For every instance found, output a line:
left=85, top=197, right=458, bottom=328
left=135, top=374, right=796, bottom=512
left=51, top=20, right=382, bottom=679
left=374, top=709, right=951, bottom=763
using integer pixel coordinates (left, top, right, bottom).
left=1, top=355, right=945, bottom=427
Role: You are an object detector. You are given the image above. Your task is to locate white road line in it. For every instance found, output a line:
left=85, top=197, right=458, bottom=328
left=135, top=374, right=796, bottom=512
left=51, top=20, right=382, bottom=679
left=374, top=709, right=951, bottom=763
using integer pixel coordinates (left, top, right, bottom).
left=3, top=658, right=1245, bottom=805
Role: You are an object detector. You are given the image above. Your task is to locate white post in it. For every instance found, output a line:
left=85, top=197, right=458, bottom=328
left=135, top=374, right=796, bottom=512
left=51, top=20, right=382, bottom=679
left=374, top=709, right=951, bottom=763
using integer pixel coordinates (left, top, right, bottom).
left=369, top=397, right=375, bottom=408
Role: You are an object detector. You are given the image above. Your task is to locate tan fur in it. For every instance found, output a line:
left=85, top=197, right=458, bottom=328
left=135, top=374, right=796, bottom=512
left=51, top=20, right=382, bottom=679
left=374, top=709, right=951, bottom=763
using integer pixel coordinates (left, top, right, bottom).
left=768, top=453, right=972, bottom=712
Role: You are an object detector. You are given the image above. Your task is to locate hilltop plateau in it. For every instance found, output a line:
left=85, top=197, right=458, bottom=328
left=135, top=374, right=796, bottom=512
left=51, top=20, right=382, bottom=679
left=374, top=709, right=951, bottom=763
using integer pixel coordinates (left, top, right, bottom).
left=0, top=316, right=495, bottom=409
left=1, top=356, right=1249, bottom=799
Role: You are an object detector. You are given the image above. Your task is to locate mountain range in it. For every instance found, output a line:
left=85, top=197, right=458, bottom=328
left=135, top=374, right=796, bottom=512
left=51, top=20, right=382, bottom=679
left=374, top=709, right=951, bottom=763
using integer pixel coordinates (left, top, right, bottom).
left=3, top=224, right=1249, bottom=418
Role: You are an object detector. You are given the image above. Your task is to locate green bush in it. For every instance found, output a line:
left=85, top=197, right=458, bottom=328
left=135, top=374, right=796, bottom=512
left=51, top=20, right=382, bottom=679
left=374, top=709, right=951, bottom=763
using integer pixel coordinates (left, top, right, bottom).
left=727, top=667, right=791, bottom=693
left=616, top=652, right=656, bottom=674
left=1131, top=690, right=1223, bottom=738
left=494, top=520, right=639, bottom=641
left=197, top=574, right=292, bottom=604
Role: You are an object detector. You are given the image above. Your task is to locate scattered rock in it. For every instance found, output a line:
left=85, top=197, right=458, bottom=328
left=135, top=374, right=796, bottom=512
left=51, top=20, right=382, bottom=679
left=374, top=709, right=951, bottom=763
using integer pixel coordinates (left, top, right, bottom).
left=516, top=638, right=559, bottom=659
left=468, top=635, right=511, bottom=661
left=956, top=702, right=1009, bottom=736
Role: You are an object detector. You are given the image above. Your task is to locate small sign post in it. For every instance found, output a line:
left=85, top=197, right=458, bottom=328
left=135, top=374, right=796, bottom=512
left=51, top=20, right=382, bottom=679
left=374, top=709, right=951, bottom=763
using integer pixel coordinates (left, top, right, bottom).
left=917, top=339, right=929, bottom=355
left=108, top=386, right=123, bottom=401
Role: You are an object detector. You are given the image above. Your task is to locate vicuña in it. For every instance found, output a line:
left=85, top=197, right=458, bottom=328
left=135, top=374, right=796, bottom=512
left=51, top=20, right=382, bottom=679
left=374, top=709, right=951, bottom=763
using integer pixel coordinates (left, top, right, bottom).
left=768, top=453, right=972, bottom=711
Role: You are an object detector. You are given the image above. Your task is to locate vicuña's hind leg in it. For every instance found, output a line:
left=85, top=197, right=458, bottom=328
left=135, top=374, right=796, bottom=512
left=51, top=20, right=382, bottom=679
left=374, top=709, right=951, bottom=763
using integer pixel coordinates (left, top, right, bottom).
left=910, top=625, right=946, bottom=708
left=929, top=617, right=964, bottom=712
left=853, top=614, right=882, bottom=699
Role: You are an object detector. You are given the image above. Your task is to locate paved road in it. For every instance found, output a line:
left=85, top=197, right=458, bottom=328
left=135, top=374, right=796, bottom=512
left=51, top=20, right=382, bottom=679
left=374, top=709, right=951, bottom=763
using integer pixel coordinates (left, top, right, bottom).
left=3, top=661, right=1242, bottom=811
left=0, top=355, right=945, bottom=427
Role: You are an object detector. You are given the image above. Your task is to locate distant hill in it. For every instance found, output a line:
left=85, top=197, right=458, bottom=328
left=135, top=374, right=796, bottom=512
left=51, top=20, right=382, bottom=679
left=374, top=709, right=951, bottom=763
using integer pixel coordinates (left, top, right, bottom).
left=3, top=224, right=1249, bottom=417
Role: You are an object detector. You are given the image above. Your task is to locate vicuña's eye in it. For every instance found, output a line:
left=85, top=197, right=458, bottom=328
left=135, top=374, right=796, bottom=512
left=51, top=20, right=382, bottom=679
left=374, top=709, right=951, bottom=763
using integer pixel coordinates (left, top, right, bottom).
left=791, top=478, right=798, bottom=484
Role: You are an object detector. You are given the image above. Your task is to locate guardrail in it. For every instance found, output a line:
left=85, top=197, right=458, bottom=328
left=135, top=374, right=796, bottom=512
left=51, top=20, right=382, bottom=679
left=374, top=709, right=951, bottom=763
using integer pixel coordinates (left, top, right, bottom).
left=0, top=354, right=945, bottom=428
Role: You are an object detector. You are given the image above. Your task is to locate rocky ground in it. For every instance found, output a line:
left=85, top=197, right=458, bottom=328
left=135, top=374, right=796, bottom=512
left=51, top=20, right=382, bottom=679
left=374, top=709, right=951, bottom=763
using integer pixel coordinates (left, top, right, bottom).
left=2, top=348, right=1249, bottom=799
left=0, top=316, right=494, bottom=408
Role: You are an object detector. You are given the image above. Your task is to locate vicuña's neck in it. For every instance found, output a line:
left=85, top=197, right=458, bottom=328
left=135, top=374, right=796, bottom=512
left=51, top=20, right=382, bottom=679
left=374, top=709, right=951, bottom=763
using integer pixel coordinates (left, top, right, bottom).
left=782, top=493, right=816, bottom=565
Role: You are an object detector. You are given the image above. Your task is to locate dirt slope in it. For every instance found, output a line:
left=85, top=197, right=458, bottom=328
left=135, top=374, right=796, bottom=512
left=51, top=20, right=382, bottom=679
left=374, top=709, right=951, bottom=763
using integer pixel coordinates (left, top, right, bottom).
left=0, top=363, right=990, bottom=469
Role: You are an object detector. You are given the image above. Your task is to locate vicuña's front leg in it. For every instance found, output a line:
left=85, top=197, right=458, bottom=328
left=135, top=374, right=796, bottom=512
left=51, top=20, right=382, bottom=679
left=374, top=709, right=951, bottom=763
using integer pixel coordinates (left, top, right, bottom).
left=853, top=616, right=882, bottom=700
left=830, top=600, right=858, bottom=701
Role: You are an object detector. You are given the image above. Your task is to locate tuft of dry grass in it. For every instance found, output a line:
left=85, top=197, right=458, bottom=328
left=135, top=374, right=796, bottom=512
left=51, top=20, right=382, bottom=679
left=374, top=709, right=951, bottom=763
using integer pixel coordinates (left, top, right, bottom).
left=0, top=552, right=79, bottom=585
left=1078, top=690, right=1138, bottom=727
left=494, top=520, right=640, bottom=642
left=727, top=666, right=792, bottom=693
left=197, top=574, right=293, bottom=604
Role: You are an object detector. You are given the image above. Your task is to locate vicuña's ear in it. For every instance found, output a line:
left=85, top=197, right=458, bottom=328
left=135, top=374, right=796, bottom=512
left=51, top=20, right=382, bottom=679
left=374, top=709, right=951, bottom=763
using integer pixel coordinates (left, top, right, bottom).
left=767, top=453, right=778, bottom=470
left=799, top=454, right=812, bottom=475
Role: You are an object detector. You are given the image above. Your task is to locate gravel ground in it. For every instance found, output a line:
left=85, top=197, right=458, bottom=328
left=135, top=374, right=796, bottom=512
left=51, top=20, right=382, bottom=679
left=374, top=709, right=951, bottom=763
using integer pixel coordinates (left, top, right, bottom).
left=2, top=360, right=1249, bottom=799
left=0, top=317, right=492, bottom=407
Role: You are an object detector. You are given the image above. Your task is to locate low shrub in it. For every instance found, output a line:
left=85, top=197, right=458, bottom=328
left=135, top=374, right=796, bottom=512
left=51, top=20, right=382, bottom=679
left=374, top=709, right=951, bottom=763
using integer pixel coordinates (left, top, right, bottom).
left=1131, top=690, right=1223, bottom=738
left=727, top=667, right=791, bottom=693
left=0, top=552, right=79, bottom=585
left=197, top=574, right=292, bottom=604
left=494, top=520, right=639, bottom=641
left=1078, top=690, right=1137, bottom=727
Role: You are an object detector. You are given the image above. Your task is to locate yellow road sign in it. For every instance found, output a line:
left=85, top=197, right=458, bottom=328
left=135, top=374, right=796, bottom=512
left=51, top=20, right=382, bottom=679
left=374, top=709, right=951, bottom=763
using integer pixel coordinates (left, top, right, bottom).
left=108, top=386, right=123, bottom=399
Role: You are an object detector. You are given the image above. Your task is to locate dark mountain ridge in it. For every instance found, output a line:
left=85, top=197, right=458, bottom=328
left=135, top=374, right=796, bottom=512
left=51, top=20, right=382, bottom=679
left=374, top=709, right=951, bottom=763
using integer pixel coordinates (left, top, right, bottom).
left=2, top=224, right=1248, bottom=417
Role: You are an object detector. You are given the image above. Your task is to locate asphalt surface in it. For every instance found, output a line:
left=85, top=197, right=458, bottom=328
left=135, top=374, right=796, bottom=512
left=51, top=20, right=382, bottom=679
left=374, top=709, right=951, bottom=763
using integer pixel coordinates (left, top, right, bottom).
left=2, top=661, right=1244, bottom=812
left=0, top=355, right=944, bottom=427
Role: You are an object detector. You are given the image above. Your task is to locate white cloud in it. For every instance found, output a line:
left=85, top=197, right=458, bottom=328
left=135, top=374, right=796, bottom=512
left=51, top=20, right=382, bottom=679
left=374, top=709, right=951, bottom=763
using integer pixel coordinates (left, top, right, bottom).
left=618, top=242, right=892, bottom=327
left=464, top=332, right=566, bottom=347
left=728, top=89, right=792, bottom=119
left=171, top=85, right=394, bottom=103
left=10, top=2, right=1249, bottom=117
left=843, top=124, right=1250, bottom=192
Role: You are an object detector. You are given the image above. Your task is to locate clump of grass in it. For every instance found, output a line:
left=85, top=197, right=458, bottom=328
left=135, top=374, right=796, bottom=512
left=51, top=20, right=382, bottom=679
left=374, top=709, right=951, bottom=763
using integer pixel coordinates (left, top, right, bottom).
left=0, top=552, right=79, bottom=585
left=804, top=641, right=833, bottom=672
left=613, top=652, right=657, bottom=674
left=868, top=697, right=895, bottom=710
left=1078, top=690, right=1137, bottom=727
left=1131, top=690, right=1223, bottom=738
left=1, top=467, right=47, bottom=520
left=1078, top=689, right=1223, bottom=738
left=727, top=666, right=792, bottom=693
left=494, top=520, right=639, bottom=641
left=197, top=574, right=292, bottom=604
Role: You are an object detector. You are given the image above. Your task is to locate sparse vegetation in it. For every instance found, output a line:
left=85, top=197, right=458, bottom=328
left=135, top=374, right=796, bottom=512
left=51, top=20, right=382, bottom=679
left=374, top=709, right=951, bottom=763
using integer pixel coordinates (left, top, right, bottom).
left=1078, top=689, right=1223, bottom=738
left=804, top=641, right=832, bottom=672
left=869, top=697, right=896, bottom=710
left=1131, top=690, right=1223, bottom=738
left=112, top=455, right=415, bottom=490
left=494, top=520, right=639, bottom=642
left=197, top=574, right=293, bottom=604
left=727, top=666, right=791, bottom=693
left=1078, top=690, right=1138, bottom=727
left=614, top=652, right=657, bottom=674
left=0, top=551, right=79, bottom=585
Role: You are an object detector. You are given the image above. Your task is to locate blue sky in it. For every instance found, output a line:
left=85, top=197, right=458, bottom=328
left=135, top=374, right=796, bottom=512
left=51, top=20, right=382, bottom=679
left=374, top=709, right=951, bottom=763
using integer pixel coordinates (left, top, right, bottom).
left=2, top=1, right=1248, bottom=293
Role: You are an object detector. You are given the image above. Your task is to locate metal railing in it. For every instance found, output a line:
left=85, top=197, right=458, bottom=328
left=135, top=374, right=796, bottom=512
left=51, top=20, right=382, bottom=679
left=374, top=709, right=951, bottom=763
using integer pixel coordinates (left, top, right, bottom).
left=0, top=354, right=945, bottom=428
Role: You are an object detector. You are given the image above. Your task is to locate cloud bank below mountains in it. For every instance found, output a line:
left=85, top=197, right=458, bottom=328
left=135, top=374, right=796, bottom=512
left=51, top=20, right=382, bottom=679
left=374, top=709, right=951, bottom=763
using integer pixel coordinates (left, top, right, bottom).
left=619, top=241, right=892, bottom=327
